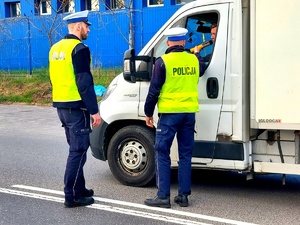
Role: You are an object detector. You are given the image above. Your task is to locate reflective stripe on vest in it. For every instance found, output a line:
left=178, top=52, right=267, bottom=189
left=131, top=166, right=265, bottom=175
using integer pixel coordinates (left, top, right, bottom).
left=49, top=39, right=81, bottom=102
left=158, top=51, right=199, bottom=113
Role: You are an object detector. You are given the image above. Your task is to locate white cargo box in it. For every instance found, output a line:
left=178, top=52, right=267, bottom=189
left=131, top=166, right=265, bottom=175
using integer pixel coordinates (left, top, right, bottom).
left=250, top=0, right=300, bottom=130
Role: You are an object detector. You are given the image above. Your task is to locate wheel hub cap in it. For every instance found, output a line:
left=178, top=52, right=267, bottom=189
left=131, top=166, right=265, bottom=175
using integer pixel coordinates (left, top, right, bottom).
left=121, top=141, right=147, bottom=172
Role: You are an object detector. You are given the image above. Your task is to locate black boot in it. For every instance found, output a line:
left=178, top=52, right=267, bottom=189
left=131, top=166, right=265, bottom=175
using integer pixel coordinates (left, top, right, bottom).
left=82, top=189, right=94, bottom=197
left=174, top=195, right=188, bottom=207
left=64, top=197, right=94, bottom=208
left=144, top=195, right=171, bottom=208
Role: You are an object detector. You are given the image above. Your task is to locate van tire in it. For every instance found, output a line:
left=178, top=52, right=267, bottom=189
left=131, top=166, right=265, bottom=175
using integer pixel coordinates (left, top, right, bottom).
left=107, top=125, right=155, bottom=187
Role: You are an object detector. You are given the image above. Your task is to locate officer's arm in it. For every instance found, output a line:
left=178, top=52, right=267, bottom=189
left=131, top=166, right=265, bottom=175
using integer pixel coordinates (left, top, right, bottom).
left=144, top=58, right=165, bottom=117
left=72, top=44, right=99, bottom=115
left=194, top=53, right=206, bottom=77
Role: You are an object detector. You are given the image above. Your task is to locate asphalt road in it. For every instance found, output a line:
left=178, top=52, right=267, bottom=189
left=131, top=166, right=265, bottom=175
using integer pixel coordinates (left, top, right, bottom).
left=1, top=104, right=300, bottom=225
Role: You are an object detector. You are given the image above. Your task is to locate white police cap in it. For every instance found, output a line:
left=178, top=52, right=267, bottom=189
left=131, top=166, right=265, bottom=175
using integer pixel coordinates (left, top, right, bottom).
left=63, top=10, right=91, bottom=26
left=164, top=27, right=188, bottom=41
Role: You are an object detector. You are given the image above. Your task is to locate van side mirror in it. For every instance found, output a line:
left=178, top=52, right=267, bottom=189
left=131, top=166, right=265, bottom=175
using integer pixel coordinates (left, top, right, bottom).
left=123, top=48, right=155, bottom=83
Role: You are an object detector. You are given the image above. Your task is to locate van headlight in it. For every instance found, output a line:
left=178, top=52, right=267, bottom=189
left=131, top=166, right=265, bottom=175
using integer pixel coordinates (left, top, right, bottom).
left=101, top=76, right=119, bottom=101
left=102, top=83, right=116, bottom=101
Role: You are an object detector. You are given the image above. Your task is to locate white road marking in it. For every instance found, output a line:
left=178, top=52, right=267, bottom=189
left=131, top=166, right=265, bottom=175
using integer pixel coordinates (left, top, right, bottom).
left=8, top=185, right=257, bottom=225
left=88, top=204, right=210, bottom=225
left=0, top=187, right=64, bottom=203
left=0, top=187, right=208, bottom=225
left=12, top=185, right=62, bottom=195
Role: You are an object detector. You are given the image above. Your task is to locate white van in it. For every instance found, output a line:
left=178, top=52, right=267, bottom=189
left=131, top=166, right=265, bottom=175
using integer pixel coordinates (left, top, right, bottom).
left=90, top=0, right=300, bottom=186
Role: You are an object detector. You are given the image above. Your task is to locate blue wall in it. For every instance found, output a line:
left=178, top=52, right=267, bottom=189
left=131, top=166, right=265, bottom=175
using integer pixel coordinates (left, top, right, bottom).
left=0, top=0, right=183, bottom=71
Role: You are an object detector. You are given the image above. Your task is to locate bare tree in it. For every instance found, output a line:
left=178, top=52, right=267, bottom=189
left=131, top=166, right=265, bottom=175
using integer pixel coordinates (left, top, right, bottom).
left=24, top=0, right=136, bottom=48
left=24, top=0, right=70, bottom=47
left=100, top=0, right=135, bottom=49
left=0, top=19, right=14, bottom=51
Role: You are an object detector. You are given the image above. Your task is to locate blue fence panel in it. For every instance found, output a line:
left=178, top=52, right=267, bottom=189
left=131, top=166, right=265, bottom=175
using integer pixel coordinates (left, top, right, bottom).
left=0, top=1, right=183, bottom=71
left=87, top=10, right=130, bottom=68
left=0, top=17, right=29, bottom=71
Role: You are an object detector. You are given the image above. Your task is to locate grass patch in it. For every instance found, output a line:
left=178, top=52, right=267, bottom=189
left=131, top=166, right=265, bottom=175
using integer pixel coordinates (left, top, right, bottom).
left=0, top=67, right=122, bottom=105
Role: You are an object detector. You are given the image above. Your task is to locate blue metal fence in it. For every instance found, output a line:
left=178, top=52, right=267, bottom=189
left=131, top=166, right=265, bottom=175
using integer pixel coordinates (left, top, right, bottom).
left=0, top=1, right=182, bottom=72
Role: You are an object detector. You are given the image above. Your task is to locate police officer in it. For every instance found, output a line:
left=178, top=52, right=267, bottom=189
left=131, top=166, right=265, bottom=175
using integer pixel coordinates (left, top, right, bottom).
left=49, top=10, right=101, bottom=208
left=144, top=27, right=206, bottom=208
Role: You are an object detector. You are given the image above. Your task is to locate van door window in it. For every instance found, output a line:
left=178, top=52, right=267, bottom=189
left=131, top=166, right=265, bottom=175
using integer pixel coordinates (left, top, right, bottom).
left=185, top=13, right=218, bottom=65
left=153, top=12, right=218, bottom=67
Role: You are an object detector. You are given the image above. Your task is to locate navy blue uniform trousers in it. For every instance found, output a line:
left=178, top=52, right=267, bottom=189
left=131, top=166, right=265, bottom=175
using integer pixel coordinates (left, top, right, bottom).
left=57, top=108, right=91, bottom=202
left=155, top=113, right=195, bottom=198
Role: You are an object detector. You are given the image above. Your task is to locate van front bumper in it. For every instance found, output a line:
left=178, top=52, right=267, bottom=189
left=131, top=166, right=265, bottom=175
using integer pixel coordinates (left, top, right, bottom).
left=90, top=119, right=108, bottom=161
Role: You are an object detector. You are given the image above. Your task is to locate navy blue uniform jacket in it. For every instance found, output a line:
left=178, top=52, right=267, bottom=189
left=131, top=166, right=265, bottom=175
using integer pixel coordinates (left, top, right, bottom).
left=144, top=45, right=206, bottom=117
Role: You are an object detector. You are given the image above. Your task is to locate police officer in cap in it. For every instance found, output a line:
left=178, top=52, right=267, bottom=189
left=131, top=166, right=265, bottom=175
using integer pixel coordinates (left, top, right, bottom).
left=49, top=10, right=101, bottom=208
left=144, top=27, right=206, bottom=208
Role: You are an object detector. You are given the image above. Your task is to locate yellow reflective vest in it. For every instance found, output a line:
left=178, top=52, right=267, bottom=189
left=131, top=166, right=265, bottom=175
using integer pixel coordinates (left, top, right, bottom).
left=158, top=52, right=199, bottom=113
left=49, top=39, right=81, bottom=102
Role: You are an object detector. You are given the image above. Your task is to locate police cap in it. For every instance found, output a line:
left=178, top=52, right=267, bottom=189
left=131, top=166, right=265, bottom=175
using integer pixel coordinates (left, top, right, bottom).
left=164, top=27, right=188, bottom=41
left=63, top=10, right=91, bottom=26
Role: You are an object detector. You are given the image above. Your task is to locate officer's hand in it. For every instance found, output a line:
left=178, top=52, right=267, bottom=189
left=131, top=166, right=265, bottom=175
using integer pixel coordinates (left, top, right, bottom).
left=194, top=45, right=200, bottom=54
left=145, top=116, right=154, bottom=128
left=91, top=113, right=101, bottom=127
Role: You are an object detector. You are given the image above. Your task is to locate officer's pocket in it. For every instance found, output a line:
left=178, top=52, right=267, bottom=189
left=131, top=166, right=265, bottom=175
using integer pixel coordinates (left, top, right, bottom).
left=154, top=125, right=169, bottom=152
left=72, top=127, right=92, bottom=152
left=73, top=127, right=92, bottom=135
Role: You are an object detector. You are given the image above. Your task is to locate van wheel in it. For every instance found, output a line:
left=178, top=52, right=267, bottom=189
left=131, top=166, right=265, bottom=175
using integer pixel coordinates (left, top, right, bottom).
left=107, top=125, right=155, bottom=187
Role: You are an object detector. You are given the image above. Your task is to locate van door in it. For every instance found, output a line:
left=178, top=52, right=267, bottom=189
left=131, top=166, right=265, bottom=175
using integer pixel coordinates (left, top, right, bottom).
left=139, top=3, right=243, bottom=168
left=191, top=3, right=246, bottom=169
left=139, top=3, right=229, bottom=123
left=192, top=5, right=232, bottom=164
